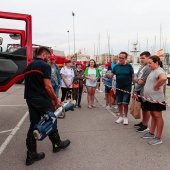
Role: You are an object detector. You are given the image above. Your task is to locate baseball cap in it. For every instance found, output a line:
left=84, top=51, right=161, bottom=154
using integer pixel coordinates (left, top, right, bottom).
left=50, top=54, right=56, bottom=60
left=76, top=61, right=82, bottom=65
left=105, top=62, right=111, bottom=66
left=65, top=58, right=71, bottom=63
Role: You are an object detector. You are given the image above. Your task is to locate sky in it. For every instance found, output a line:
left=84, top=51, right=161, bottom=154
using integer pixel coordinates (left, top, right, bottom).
left=0, top=0, right=170, bottom=57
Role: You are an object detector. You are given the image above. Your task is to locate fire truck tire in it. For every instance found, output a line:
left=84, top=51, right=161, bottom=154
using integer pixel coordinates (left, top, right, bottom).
left=16, top=79, right=24, bottom=84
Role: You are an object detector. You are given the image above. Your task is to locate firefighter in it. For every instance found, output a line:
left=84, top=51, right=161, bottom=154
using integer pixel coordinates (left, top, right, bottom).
left=24, top=46, right=70, bottom=166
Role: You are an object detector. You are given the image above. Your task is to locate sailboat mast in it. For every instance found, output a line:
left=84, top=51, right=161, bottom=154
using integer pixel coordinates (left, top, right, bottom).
left=160, top=24, right=162, bottom=49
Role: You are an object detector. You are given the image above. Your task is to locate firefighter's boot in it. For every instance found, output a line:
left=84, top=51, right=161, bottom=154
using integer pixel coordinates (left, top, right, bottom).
left=49, top=130, right=70, bottom=153
left=26, top=138, right=45, bottom=166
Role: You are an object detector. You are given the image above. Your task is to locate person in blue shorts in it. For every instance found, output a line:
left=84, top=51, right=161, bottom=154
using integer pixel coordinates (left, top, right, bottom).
left=107, top=51, right=134, bottom=125
left=102, top=62, right=113, bottom=109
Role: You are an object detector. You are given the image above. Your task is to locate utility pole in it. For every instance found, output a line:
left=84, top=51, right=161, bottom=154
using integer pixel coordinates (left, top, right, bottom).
left=107, top=31, right=111, bottom=62
left=67, top=30, right=70, bottom=56
left=72, top=12, right=76, bottom=58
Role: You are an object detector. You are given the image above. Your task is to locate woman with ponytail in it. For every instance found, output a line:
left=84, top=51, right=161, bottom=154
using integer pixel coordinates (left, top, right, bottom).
left=142, top=55, right=167, bottom=145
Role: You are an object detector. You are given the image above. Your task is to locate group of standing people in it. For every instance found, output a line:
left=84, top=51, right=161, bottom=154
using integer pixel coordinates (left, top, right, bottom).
left=50, top=50, right=167, bottom=145
left=134, top=52, right=167, bottom=145
left=106, top=51, right=167, bottom=145
left=49, top=56, right=85, bottom=108
left=49, top=55, right=101, bottom=110
left=52, top=49, right=167, bottom=146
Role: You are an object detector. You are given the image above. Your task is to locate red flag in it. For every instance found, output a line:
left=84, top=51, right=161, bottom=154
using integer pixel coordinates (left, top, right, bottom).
left=155, top=49, right=164, bottom=57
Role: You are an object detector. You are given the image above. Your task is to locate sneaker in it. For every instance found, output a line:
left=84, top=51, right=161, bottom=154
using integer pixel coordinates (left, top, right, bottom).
left=53, top=140, right=70, bottom=153
left=105, top=106, right=112, bottom=109
left=91, top=105, right=96, bottom=108
left=134, top=122, right=143, bottom=128
left=142, top=132, right=155, bottom=139
left=123, top=117, right=128, bottom=125
left=102, top=104, right=107, bottom=107
left=137, top=125, right=149, bottom=133
left=115, top=117, right=124, bottom=124
left=95, top=89, right=99, bottom=92
left=78, top=105, right=81, bottom=108
left=88, top=105, right=92, bottom=109
left=148, top=137, right=162, bottom=145
left=114, top=105, right=118, bottom=109
left=98, top=90, right=103, bottom=92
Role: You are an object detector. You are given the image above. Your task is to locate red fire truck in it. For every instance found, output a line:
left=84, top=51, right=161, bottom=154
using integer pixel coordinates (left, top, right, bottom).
left=0, top=11, right=66, bottom=92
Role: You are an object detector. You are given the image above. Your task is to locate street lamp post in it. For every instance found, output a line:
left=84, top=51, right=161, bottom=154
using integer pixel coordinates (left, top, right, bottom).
left=72, top=12, right=76, bottom=58
left=67, top=30, right=70, bottom=56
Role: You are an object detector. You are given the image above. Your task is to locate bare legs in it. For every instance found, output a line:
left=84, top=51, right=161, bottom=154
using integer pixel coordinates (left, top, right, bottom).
left=87, top=87, right=96, bottom=106
left=106, top=94, right=112, bottom=107
left=149, top=111, right=164, bottom=139
left=142, top=111, right=150, bottom=126
left=118, top=104, right=128, bottom=117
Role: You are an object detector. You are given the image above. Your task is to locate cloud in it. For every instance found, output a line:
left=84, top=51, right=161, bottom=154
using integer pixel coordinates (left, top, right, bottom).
left=1, top=0, right=170, bottom=55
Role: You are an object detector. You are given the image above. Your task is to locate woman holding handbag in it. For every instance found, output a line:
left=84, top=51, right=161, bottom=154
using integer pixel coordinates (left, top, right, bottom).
left=75, top=61, right=84, bottom=108
left=84, top=59, right=100, bottom=109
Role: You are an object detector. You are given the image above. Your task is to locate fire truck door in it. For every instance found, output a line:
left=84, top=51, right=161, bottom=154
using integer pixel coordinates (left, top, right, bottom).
left=0, top=47, right=27, bottom=92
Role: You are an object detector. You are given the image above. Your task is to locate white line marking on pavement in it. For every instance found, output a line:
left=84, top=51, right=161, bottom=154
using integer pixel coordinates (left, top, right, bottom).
left=96, top=100, right=117, bottom=117
left=0, top=111, right=29, bottom=156
left=106, top=109, right=117, bottom=117
left=0, top=105, right=27, bottom=107
left=0, top=129, right=13, bottom=134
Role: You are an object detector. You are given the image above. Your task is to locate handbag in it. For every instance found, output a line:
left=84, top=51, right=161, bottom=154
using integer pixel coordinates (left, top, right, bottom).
left=109, top=89, right=115, bottom=99
left=130, top=97, right=141, bottom=119
left=73, top=82, right=79, bottom=89
left=73, top=70, right=82, bottom=89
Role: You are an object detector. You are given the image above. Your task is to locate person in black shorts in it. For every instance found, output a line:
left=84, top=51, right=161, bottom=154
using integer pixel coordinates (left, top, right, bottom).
left=24, top=47, right=70, bottom=166
left=133, top=51, right=151, bottom=132
left=142, top=55, right=167, bottom=145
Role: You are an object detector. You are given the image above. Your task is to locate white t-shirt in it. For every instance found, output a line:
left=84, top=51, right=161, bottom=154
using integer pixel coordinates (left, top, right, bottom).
left=60, top=66, right=75, bottom=88
left=86, top=68, right=97, bottom=87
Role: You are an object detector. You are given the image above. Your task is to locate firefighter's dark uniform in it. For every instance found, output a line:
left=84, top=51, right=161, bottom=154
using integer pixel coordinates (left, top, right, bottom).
left=24, top=58, right=67, bottom=165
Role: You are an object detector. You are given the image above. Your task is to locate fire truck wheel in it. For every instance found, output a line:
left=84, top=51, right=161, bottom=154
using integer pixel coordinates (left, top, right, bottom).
left=16, top=79, right=24, bottom=84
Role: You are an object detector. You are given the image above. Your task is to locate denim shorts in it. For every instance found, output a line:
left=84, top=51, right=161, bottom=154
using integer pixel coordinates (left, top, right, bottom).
left=116, top=88, right=131, bottom=104
left=105, top=86, right=112, bottom=94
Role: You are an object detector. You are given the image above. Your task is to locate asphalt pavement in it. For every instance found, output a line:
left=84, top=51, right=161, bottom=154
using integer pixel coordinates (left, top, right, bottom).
left=0, top=84, right=170, bottom=170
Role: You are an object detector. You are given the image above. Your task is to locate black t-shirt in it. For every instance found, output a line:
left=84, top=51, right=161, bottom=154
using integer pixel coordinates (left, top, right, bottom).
left=24, top=58, right=51, bottom=99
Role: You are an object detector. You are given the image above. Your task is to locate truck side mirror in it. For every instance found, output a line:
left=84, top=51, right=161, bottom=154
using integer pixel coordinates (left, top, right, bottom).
left=0, top=37, right=3, bottom=45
